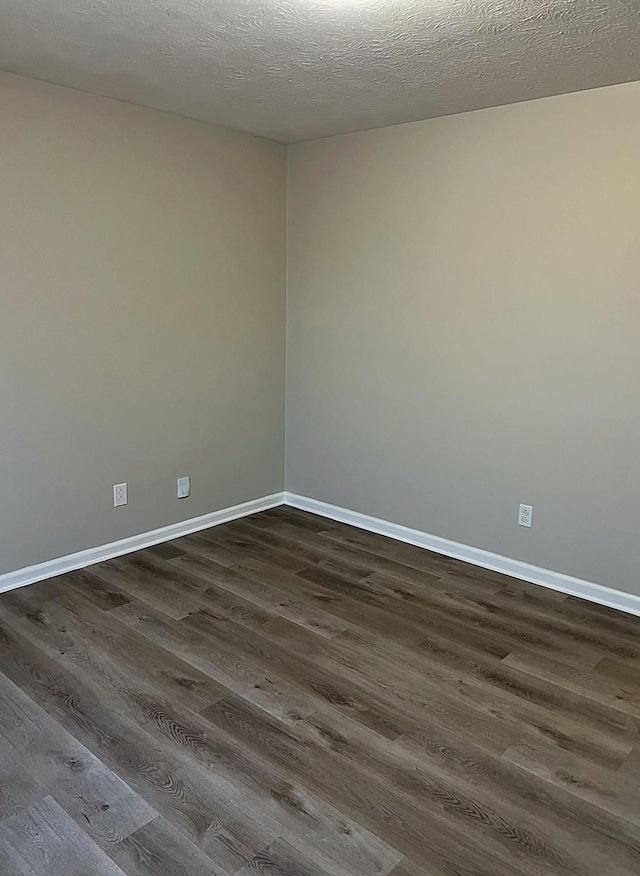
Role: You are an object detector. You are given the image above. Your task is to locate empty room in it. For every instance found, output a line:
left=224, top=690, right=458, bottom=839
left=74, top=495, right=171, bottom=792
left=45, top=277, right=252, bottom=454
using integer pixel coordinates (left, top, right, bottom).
left=1, top=1, right=639, bottom=874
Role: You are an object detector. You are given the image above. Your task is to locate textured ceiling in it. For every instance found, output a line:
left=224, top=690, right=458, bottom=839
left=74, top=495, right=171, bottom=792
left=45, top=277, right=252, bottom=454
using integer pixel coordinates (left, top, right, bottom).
left=0, top=1, right=638, bottom=142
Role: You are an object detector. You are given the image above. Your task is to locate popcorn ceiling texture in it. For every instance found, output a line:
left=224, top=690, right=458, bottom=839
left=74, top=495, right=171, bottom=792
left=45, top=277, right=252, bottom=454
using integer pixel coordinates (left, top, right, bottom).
left=0, top=0, right=638, bottom=141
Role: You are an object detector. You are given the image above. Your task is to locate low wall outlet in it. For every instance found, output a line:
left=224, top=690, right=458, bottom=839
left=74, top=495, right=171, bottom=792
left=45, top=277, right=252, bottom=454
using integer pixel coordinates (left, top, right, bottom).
left=113, top=483, right=128, bottom=507
left=177, top=476, right=191, bottom=499
left=518, top=504, right=533, bottom=527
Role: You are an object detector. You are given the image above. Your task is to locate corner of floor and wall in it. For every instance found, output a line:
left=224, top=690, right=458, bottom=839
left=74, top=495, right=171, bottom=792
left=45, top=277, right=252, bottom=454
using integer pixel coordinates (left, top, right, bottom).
left=2, top=70, right=640, bottom=617
left=283, top=78, right=640, bottom=615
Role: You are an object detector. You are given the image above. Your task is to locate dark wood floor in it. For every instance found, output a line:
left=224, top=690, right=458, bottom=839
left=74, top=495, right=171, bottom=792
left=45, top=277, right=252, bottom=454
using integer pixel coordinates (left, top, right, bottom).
left=1, top=507, right=640, bottom=875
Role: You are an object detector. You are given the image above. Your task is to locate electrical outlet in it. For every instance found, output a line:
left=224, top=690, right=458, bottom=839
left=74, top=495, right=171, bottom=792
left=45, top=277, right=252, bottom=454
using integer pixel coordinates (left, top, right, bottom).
left=518, top=504, right=533, bottom=528
left=113, top=483, right=128, bottom=507
left=177, top=476, right=191, bottom=499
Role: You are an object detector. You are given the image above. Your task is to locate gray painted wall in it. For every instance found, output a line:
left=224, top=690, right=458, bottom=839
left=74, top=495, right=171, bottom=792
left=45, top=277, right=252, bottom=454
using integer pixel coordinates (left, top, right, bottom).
left=4, top=73, right=639, bottom=597
left=0, top=73, right=286, bottom=575
left=286, top=82, right=640, bottom=595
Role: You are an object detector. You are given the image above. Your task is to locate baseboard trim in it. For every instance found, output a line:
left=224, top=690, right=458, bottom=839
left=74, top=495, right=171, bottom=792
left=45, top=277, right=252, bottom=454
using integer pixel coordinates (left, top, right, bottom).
left=5, top=489, right=638, bottom=620
left=0, top=492, right=286, bottom=595
left=285, top=493, right=640, bottom=619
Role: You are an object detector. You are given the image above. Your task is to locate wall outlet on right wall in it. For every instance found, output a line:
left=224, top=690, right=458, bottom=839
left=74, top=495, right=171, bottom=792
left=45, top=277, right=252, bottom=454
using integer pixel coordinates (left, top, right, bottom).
left=518, top=504, right=533, bottom=528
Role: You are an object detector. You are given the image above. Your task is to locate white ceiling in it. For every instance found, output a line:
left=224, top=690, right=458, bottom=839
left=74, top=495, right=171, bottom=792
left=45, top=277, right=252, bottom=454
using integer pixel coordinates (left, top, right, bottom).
left=0, top=1, right=638, bottom=142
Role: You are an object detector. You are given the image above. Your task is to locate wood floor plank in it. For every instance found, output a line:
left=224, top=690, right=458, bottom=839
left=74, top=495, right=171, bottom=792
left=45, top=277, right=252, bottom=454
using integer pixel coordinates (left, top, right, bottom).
left=91, top=553, right=205, bottom=619
left=235, top=517, right=447, bottom=589
left=0, top=734, right=42, bottom=822
left=20, top=568, right=132, bottom=612
left=360, top=570, right=622, bottom=666
left=396, top=728, right=640, bottom=872
left=0, top=670, right=156, bottom=849
left=178, top=590, right=635, bottom=771
left=200, top=696, right=532, bottom=876
left=331, top=627, right=633, bottom=769
left=234, top=838, right=333, bottom=876
left=0, top=594, right=403, bottom=876
left=288, top=702, right=639, bottom=876
left=0, top=597, right=321, bottom=867
left=503, top=649, right=640, bottom=719
left=0, top=586, right=227, bottom=716
left=109, top=600, right=321, bottom=722
left=503, top=738, right=640, bottom=824
left=107, top=817, right=230, bottom=876
left=224, top=518, right=391, bottom=582
left=592, top=654, right=640, bottom=693
left=387, top=859, right=436, bottom=876
left=0, top=796, right=128, bottom=876
left=619, top=747, right=640, bottom=778
left=210, top=539, right=587, bottom=671
left=251, top=506, right=344, bottom=534
left=168, top=548, right=355, bottom=639
left=1, top=507, right=639, bottom=875
left=0, top=621, right=273, bottom=873
left=191, top=528, right=311, bottom=574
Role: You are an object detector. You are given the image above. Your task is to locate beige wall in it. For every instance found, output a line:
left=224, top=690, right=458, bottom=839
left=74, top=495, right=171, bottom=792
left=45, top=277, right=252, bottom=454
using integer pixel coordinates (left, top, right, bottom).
left=3, top=72, right=639, bottom=596
left=286, top=82, right=640, bottom=595
left=0, top=73, right=286, bottom=575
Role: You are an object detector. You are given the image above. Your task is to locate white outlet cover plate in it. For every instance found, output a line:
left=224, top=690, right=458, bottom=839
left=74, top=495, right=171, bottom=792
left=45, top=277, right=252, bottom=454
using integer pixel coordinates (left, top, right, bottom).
left=177, top=477, right=191, bottom=499
left=113, top=483, right=128, bottom=507
left=518, top=504, right=533, bottom=527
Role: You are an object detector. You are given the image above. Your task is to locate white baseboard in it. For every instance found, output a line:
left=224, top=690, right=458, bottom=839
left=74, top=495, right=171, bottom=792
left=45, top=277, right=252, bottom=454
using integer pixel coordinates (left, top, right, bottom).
left=285, top=493, right=640, bottom=619
left=4, top=489, right=639, bottom=621
left=0, top=492, right=285, bottom=595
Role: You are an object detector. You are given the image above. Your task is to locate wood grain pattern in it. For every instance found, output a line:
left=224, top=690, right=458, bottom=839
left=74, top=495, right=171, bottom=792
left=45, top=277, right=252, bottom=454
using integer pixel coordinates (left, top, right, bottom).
left=0, top=506, right=639, bottom=874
